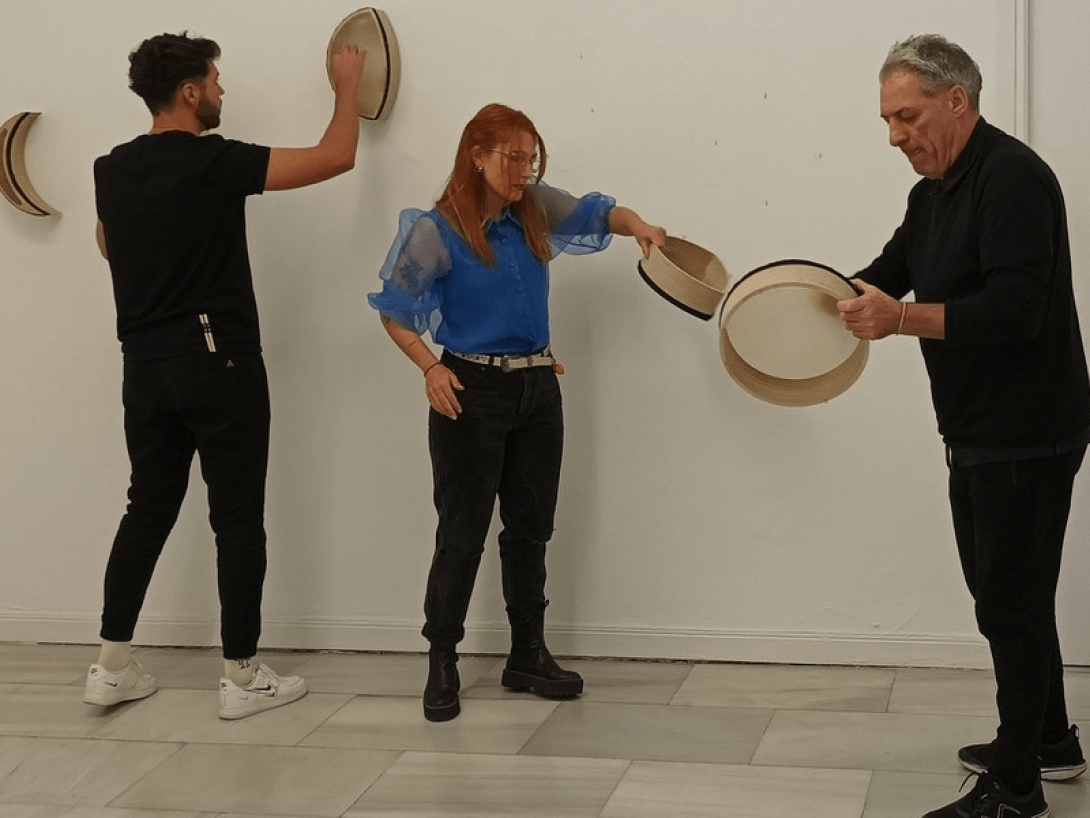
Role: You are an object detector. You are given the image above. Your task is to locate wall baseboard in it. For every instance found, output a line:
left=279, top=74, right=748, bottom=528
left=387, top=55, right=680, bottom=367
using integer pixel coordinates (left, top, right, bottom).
left=0, top=613, right=993, bottom=669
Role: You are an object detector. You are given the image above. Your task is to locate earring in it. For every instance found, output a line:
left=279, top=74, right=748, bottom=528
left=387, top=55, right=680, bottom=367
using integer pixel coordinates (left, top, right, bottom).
left=475, top=165, right=482, bottom=173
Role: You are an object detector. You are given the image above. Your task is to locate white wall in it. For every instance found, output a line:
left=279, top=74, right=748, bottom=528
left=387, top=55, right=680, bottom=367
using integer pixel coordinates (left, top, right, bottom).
left=0, top=0, right=1083, bottom=668
left=1031, top=0, right=1090, bottom=671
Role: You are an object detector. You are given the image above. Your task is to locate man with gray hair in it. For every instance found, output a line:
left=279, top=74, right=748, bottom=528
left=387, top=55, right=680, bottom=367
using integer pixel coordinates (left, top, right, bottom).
left=839, top=34, right=1089, bottom=818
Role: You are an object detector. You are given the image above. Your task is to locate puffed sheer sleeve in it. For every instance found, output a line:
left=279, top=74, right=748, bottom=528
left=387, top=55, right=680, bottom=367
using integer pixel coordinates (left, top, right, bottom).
left=534, top=181, right=616, bottom=259
left=367, top=209, right=452, bottom=336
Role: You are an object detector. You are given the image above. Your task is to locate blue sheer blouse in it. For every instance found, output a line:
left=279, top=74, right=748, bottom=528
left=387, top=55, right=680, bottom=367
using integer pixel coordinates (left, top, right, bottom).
left=368, top=181, right=616, bottom=355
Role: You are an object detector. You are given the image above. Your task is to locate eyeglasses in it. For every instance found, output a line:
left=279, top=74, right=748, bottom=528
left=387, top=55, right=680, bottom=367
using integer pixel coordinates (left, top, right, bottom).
left=488, top=149, right=542, bottom=174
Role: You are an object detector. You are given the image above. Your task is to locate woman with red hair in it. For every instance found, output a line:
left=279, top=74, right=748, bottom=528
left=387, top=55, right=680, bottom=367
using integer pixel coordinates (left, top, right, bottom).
left=369, top=103, right=664, bottom=721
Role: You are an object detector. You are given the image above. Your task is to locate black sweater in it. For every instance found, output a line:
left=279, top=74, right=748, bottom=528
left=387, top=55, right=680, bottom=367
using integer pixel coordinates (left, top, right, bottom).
left=858, top=119, right=1090, bottom=453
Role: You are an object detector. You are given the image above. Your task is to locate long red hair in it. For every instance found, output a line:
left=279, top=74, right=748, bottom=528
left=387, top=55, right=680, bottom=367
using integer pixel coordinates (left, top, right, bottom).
left=436, top=103, right=550, bottom=266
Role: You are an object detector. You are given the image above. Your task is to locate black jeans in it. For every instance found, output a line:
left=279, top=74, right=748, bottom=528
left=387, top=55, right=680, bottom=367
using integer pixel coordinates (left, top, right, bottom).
left=422, top=352, right=564, bottom=648
left=949, top=446, right=1085, bottom=791
left=100, top=352, right=270, bottom=659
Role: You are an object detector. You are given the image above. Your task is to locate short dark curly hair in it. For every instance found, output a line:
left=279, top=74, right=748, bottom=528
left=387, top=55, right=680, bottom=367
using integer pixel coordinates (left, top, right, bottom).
left=128, top=32, right=221, bottom=114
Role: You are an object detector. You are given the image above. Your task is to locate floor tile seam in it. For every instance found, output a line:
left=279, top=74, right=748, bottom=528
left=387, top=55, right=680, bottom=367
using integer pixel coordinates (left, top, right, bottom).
left=290, top=691, right=366, bottom=747
left=770, top=759, right=971, bottom=778
left=366, top=749, right=818, bottom=805
left=0, top=733, right=192, bottom=750
left=885, top=706, right=997, bottom=717
left=667, top=698, right=895, bottom=713
left=580, top=757, right=879, bottom=816
left=503, top=697, right=782, bottom=758
left=0, top=680, right=87, bottom=690
left=763, top=705, right=998, bottom=720
left=0, top=678, right=87, bottom=687
left=563, top=698, right=781, bottom=714
left=353, top=744, right=582, bottom=760
left=0, top=730, right=189, bottom=745
left=342, top=748, right=429, bottom=812
left=64, top=740, right=191, bottom=813
left=515, top=746, right=777, bottom=766
left=371, top=745, right=544, bottom=759
left=589, top=758, right=636, bottom=818
left=392, top=748, right=642, bottom=768
left=36, top=725, right=408, bottom=753
left=11, top=683, right=919, bottom=709
left=743, top=756, right=896, bottom=776
left=42, top=733, right=322, bottom=752
left=668, top=680, right=899, bottom=710
left=100, top=744, right=225, bottom=815
left=746, top=746, right=977, bottom=778
left=881, top=672, right=896, bottom=714
left=617, top=757, right=880, bottom=782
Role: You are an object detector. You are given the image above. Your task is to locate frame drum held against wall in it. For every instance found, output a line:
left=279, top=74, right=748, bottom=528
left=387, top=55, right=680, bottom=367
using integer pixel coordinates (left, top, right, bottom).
left=326, top=8, right=401, bottom=120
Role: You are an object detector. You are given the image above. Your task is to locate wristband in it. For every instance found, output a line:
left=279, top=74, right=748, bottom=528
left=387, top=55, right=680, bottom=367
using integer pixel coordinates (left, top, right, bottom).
left=423, top=361, right=442, bottom=376
left=896, top=302, right=907, bottom=335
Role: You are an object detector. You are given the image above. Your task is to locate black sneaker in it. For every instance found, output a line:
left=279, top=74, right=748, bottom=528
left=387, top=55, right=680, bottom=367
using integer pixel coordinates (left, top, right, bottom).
left=923, top=773, right=1049, bottom=818
left=958, top=725, right=1087, bottom=781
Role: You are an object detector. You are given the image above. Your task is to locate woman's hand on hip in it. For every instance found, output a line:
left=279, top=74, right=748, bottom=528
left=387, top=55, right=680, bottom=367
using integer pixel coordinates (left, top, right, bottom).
left=425, top=364, right=464, bottom=419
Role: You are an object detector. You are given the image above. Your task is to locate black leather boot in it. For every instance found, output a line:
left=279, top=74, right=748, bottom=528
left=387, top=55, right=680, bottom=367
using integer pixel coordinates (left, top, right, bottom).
left=501, top=612, right=583, bottom=698
left=423, top=647, right=460, bottom=722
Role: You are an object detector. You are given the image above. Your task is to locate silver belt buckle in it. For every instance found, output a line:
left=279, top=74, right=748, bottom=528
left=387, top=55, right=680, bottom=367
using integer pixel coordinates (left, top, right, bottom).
left=497, top=348, right=553, bottom=373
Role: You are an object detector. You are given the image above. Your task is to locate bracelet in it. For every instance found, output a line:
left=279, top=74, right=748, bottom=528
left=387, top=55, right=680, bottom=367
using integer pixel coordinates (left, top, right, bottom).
left=896, top=302, right=907, bottom=335
left=423, top=361, right=442, bottom=376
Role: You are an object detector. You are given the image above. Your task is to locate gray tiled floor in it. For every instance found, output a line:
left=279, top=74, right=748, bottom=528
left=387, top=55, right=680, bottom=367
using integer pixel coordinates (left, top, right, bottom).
left=0, top=644, right=1088, bottom=817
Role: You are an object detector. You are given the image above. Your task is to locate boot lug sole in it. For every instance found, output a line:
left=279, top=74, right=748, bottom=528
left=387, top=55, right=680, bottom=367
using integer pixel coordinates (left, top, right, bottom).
left=423, top=698, right=461, bottom=722
left=501, top=669, right=583, bottom=698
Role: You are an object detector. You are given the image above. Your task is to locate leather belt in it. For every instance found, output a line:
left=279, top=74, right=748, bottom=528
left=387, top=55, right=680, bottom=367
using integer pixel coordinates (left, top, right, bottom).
left=448, top=347, right=555, bottom=373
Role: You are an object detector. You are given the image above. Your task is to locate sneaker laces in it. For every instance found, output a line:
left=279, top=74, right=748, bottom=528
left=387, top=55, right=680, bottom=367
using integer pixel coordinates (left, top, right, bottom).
left=968, top=787, right=1000, bottom=818
left=951, top=773, right=992, bottom=818
left=962, top=772, right=1038, bottom=818
left=250, top=663, right=286, bottom=691
left=955, top=771, right=981, bottom=793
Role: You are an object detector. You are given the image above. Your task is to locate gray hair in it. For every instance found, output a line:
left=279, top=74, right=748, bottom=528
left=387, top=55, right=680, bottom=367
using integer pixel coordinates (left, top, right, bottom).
left=880, top=34, right=982, bottom=110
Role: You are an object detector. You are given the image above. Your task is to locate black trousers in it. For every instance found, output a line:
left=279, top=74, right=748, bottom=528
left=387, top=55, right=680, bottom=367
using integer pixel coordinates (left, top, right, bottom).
left=949, top=446, right=1085, bottom=791
left=99, top=352, right=270, bottom=659
left=422, top=352, right=564, bottom=648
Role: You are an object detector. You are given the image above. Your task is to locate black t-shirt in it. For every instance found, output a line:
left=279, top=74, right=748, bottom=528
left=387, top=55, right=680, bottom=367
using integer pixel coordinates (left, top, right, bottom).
left=95, top=132, right=271, bottom=360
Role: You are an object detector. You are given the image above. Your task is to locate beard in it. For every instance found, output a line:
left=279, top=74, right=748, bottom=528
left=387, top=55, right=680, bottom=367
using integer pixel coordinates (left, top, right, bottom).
left=196, top=97, right=221, bottom=131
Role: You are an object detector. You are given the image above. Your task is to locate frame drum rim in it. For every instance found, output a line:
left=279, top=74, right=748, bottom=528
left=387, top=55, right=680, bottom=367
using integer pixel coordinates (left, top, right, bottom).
left=718, top=259, right=869, bottom=406
left=326, top=7, right=401, bottom=120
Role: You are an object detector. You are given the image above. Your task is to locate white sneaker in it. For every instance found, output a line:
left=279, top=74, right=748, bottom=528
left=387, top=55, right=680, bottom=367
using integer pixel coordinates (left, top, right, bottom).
left=218, top=663, right=306, bottom=720
left=83, top=661, right=158, bottom=706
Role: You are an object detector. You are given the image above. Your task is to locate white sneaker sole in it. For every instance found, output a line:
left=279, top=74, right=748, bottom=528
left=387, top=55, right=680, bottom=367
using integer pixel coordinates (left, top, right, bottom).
left=960, top=757, right=1087, bottom=782
left=1041, top=761, right=1087, bottom=781
left=83, top=683, right=158, bottom=707
left=219, top=685, right=307, bottom=720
